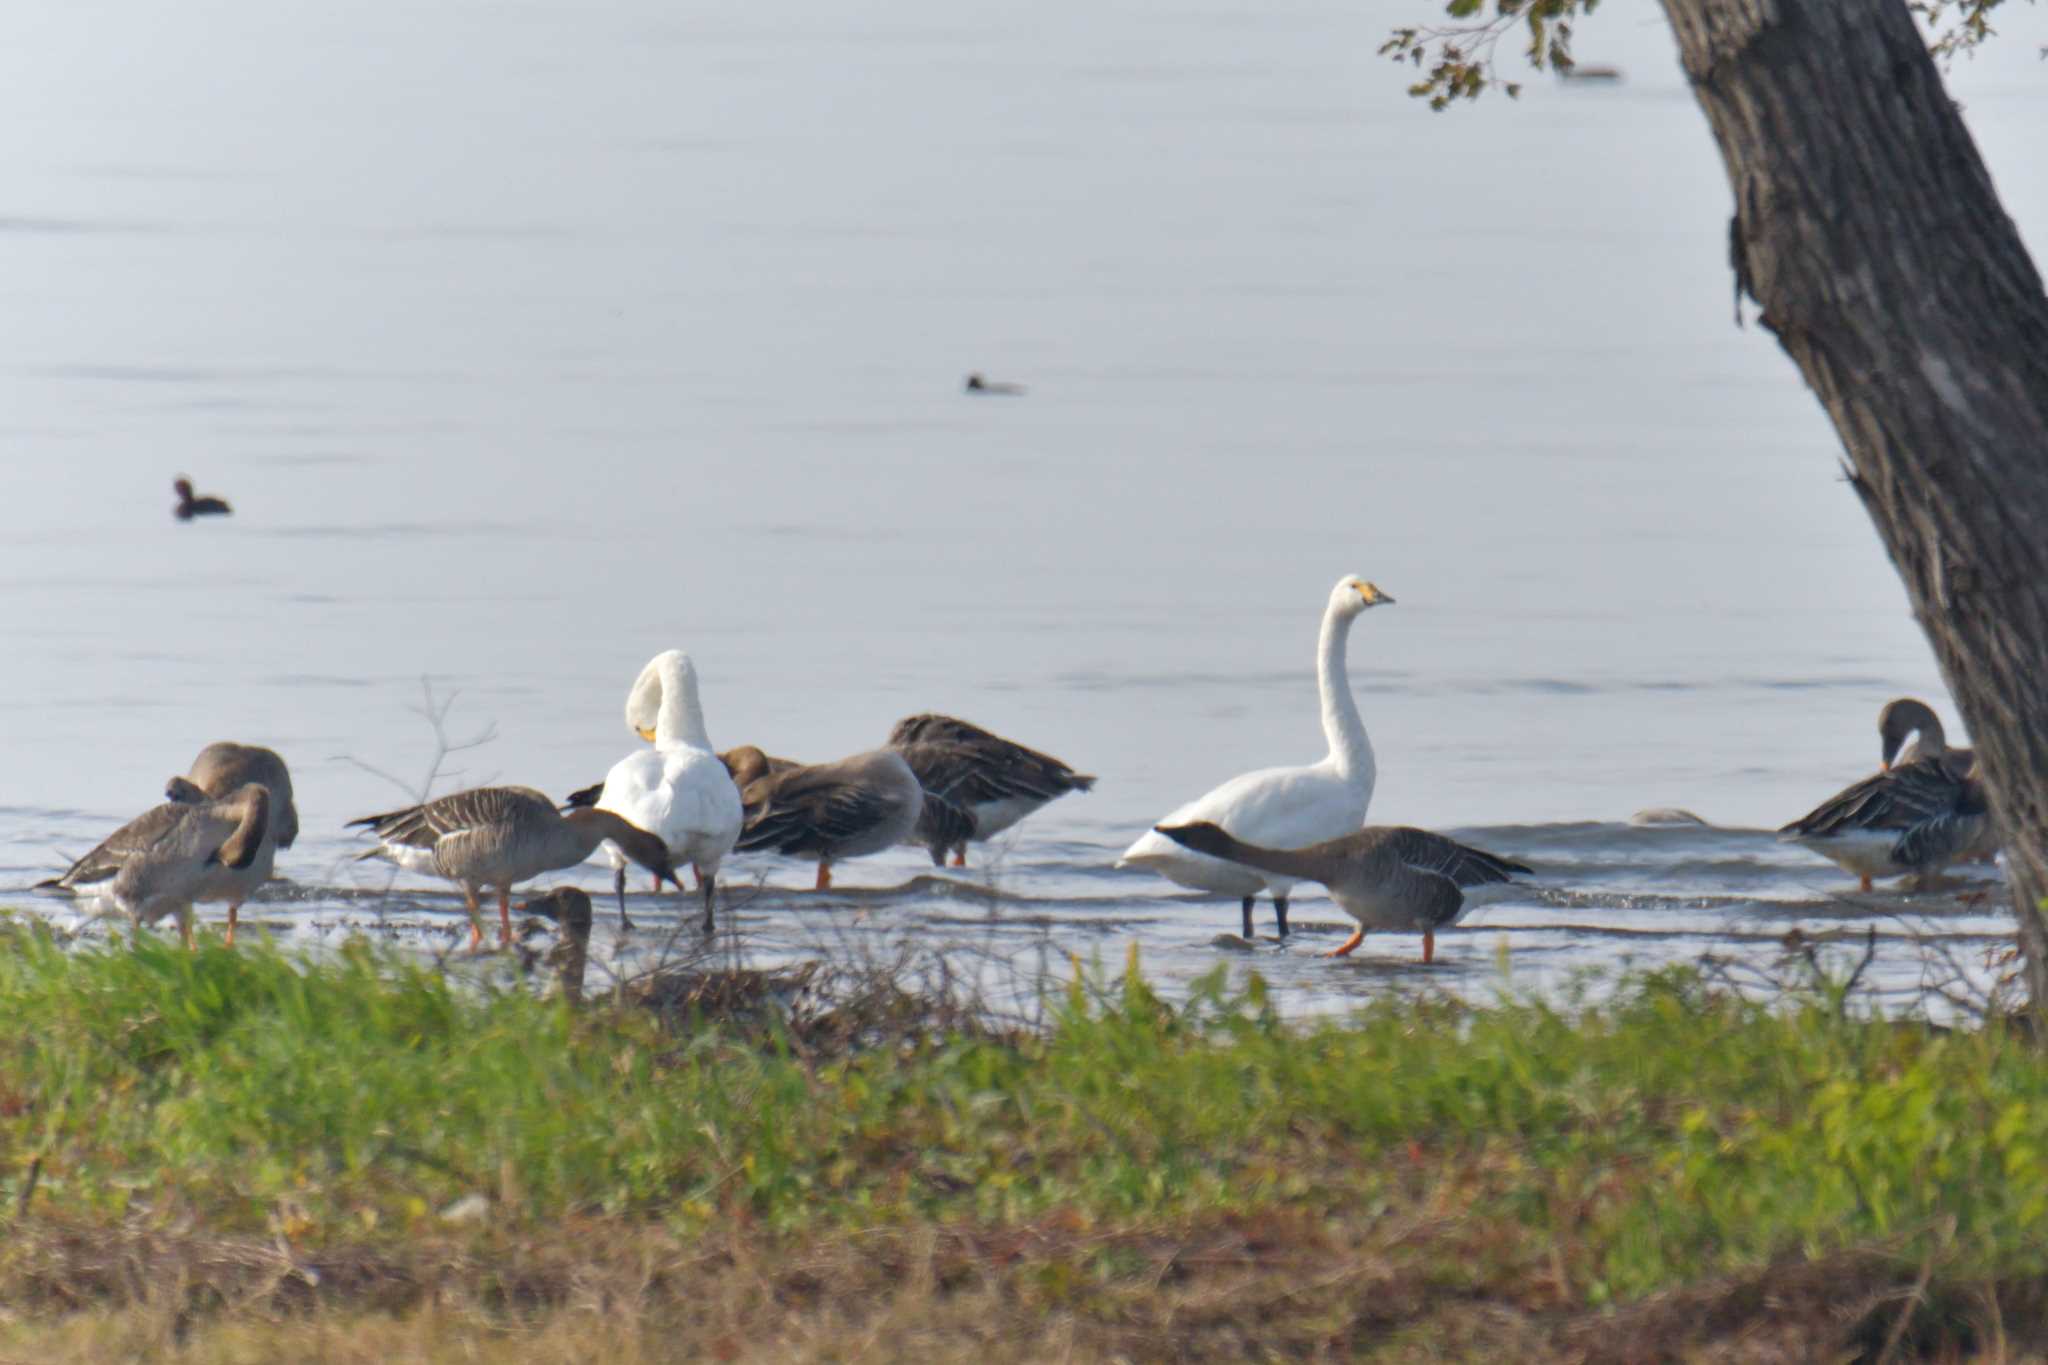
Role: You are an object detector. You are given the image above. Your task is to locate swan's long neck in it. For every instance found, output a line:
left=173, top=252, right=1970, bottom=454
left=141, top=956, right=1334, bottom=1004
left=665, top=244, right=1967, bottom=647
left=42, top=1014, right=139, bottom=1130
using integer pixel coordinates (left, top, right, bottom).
left=655, top=657, right=711, bottom=750
left=1316, top=604, right=1373, bottom=784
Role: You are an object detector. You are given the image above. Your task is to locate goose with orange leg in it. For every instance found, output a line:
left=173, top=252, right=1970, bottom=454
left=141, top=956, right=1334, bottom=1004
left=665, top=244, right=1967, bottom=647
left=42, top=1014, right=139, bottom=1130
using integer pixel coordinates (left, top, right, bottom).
left=1780, top=749, right=1994, bottom=891
left=349, top=786, right=674, bottom=950
left=51, top=740, right=297, bottom=948
left=887, top=713, right=1094, bottom=868
left=38, top=783, right=273, bottom=950
left=726, top=745, right=922, bottom=890
left=1151, top=820, right=1530, bottom=964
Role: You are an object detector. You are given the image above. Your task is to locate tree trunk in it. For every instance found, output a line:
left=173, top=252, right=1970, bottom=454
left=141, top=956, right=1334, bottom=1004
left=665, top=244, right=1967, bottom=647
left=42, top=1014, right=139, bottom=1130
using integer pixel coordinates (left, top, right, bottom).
left=1658, top=0, right=2048, bottom=1015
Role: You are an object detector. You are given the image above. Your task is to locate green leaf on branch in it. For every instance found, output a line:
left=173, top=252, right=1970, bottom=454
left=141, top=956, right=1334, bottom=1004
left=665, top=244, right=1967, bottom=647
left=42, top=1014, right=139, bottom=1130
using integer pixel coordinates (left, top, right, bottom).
left=1381, top=0, right=2023, bottom=109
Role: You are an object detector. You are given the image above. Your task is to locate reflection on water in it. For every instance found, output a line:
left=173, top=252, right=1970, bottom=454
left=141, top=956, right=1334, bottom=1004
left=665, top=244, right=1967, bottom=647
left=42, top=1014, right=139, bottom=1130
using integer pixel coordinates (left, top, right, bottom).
left=2, top=0, right=2044, bottom=1017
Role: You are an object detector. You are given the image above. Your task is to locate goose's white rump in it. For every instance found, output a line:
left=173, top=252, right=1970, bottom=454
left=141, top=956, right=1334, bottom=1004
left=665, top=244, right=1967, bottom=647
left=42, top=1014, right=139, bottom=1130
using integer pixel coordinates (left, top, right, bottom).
left=1117, top=575, right=1390, bottom=935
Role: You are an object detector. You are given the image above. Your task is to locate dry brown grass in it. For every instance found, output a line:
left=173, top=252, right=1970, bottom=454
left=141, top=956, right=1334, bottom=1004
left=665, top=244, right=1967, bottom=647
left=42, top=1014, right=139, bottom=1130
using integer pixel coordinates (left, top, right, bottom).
left=2, top=1205, right=2039, bottom=1364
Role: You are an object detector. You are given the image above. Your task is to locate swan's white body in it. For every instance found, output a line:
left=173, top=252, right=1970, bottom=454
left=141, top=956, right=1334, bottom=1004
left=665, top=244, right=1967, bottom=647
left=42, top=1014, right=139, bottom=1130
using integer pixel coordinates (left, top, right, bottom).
left=597, top=651, right=743, bottom=880
left=1117, top=577, right=1386, bottom=907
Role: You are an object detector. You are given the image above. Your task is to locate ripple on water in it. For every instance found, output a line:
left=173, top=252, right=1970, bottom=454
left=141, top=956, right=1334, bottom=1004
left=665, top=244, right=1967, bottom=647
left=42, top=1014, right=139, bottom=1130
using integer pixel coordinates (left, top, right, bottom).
left=0, top=819, right=2013, bottom=1022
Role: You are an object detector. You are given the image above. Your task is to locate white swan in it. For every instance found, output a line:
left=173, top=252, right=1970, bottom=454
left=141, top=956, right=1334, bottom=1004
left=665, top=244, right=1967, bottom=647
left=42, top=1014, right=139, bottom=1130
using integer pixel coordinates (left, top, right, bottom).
left=583, top=651, right=744, bottom=933
left=1116, top=575, right=1391, bottom=938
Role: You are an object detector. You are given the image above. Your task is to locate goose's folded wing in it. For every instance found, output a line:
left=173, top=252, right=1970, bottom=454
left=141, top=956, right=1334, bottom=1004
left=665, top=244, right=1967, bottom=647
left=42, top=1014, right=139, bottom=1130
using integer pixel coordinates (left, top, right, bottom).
left=1780, top=758, right=1965, bottom=838
left=41, top=803, right=192, bottom=888
left=350, top=786, right=547, bottom=848
left=888, top=714, right=984, bottom=748
left=736, top=776, right=898, bottom=853
left=1385, top=828, right=1531, bottom=888
left=1890, top=772, right=1991, bottom=870
left=900, top=740, right=1093, bottom=807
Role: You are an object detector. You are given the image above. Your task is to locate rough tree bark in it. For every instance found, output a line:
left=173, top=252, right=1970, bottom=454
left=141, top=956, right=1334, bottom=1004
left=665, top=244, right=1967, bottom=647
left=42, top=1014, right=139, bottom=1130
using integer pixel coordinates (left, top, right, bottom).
left=1658, top=0, right=2048, bottom=1014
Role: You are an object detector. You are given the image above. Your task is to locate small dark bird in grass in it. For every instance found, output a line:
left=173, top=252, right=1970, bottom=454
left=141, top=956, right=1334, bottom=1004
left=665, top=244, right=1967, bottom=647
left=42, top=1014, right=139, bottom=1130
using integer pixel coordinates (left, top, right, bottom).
left=173, top=476, right=232, bottom=521
left=964, top=373, right=1026, bottom=396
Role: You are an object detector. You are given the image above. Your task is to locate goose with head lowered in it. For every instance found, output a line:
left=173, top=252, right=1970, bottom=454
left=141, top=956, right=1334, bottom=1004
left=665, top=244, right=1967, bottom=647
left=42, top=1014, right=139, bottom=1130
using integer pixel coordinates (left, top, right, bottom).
left=1779, top=751, right=1994, bottom=890
left=39, top=784, right=273, bottom=949
left=1117, top=575, right=1391, bottom=939
left=887, top=713, right=1094, bottom=868
left=1154, top=820, right=1529, bottom=963
left=562, top=651, right=744, bottom=933
left=350, top=786, right=674, bottom=950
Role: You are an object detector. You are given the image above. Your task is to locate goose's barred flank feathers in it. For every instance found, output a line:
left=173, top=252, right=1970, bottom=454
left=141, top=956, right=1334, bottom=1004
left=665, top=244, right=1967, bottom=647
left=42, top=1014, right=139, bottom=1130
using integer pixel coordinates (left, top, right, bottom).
left=914, top=791, right=977, bottom=865
left=348, top=784, right=677, bottom=949
left=1892, top=807, right=1983, bottom=871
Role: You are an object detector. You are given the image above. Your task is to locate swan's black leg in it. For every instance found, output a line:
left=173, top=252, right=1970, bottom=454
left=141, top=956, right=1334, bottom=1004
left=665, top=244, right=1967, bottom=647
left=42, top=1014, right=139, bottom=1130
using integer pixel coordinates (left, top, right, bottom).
left=1240, top=895, right=1255, bottom=939
left=700, top=872, right=717, bottom=935
left=614, top=863, right=633, bottom=933
left=1274, top=895, right=1290, bottom=939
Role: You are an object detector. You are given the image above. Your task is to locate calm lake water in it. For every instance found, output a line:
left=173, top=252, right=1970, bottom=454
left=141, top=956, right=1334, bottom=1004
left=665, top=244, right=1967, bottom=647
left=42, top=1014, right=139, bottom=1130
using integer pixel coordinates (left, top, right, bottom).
left=3, top=2, right=2043, bottom=1016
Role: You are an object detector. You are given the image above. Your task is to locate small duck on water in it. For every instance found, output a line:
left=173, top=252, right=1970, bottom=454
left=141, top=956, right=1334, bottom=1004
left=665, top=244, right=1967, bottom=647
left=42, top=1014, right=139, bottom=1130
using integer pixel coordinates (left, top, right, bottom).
left=173, top=476, right=232, bottom=520
left=964, top=373, right=1026, bottom=396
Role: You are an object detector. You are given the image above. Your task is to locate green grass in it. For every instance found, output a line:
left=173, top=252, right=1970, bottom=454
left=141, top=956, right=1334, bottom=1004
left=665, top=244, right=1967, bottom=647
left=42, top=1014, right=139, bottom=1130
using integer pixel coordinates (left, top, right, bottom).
left=0, top=924, right=2045, bottom=1357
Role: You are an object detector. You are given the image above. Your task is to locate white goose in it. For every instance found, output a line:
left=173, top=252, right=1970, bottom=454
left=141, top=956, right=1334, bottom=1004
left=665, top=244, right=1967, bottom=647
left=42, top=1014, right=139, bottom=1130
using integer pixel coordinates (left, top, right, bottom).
left=1117, top=575, right=1391, bottom=939
left=572, top=651, right=744, bottom=933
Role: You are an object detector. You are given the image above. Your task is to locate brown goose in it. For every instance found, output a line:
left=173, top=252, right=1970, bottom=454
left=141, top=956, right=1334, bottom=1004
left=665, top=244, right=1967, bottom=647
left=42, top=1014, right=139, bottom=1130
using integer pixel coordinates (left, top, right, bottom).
left=887, top=713, right=1094, bottom=867
left=160, top=742, right=298, bottom=944
left=1889, top=768, right=1994, bottom=881
left=176, top=742, right=298, bottom=848
left=1154, top=821, right=1531, bottom=963
left=517, top=887, right=594, bottom=1005
left=1779, top=750, right=1992, bottom=890
left=349, top=786, right=673, bottom=949
left=726, top=746, right=923, bottom=889
left=38, top=784, right=272, bottom=949
left=173, top=476, right=231, bottom=520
